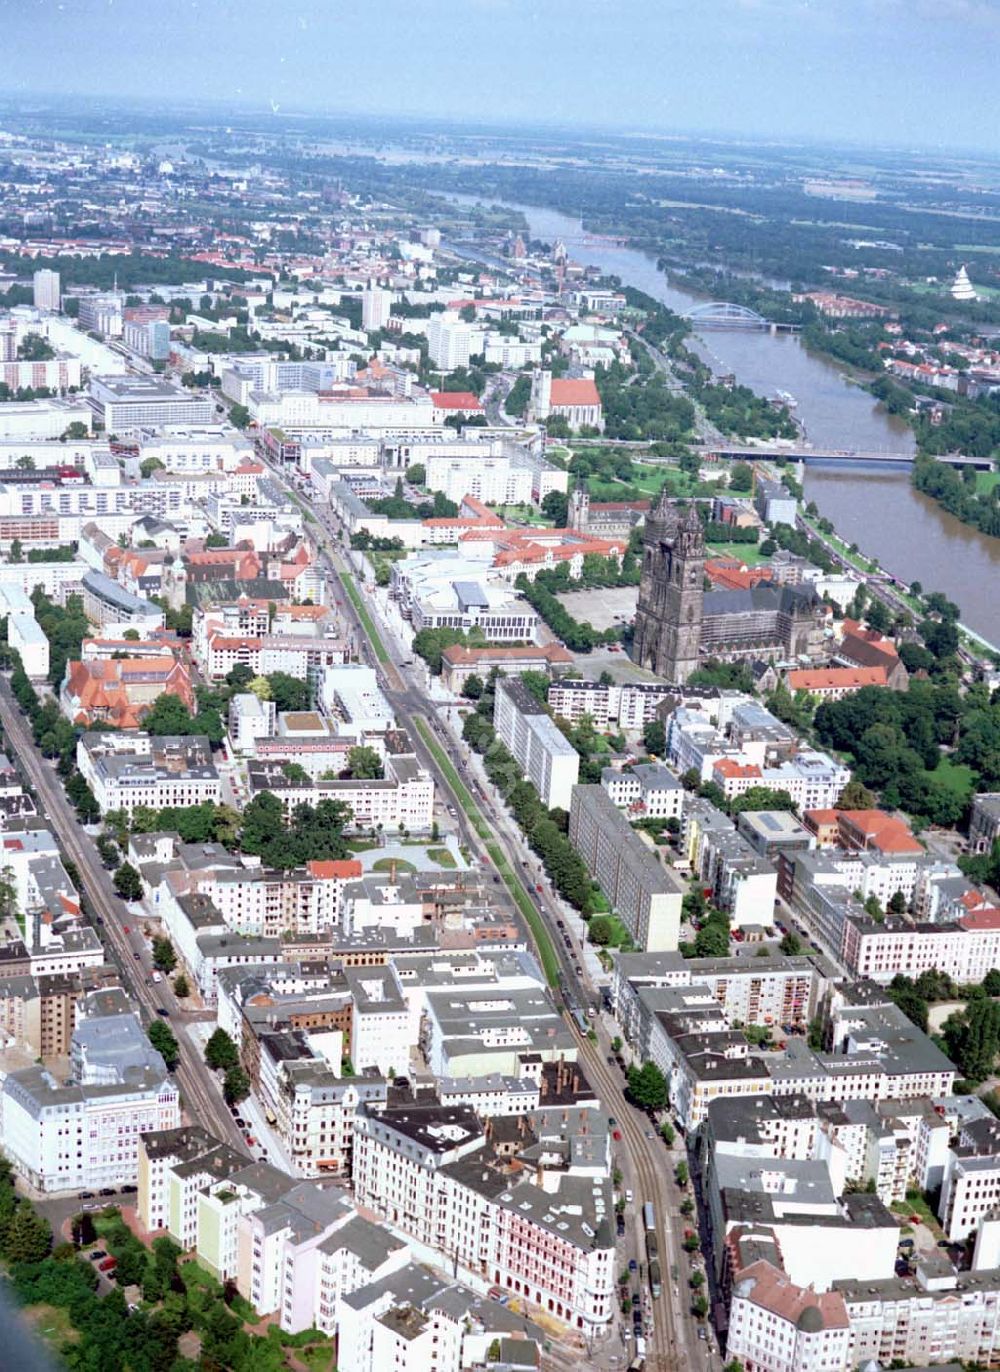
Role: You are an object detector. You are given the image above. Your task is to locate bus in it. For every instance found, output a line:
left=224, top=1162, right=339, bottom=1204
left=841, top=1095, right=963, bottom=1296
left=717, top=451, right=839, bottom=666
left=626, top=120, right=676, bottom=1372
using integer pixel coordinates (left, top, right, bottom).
left=643, top=1202, right=655, bottom=1233
left=648, top=1258, right=662, bottom=1299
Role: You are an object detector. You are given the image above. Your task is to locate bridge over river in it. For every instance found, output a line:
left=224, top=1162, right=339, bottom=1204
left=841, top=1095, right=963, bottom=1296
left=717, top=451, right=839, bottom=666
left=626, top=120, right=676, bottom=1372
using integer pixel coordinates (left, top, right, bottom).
left=701, top=443, right=992, bottom=470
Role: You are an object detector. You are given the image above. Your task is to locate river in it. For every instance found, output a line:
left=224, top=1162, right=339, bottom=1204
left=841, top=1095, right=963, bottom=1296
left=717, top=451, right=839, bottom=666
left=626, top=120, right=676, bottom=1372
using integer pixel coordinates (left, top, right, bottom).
left=460, top=198, right=999, bottom=643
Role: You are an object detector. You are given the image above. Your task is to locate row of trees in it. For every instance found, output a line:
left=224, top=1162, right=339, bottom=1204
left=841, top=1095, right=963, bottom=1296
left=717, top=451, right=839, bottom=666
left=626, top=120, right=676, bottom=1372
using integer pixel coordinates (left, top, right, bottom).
left=514, top=570, right=621, bottom=653
left=460, top=684, right=597, bottom=914
left=9, top=654, right=100, bottom=822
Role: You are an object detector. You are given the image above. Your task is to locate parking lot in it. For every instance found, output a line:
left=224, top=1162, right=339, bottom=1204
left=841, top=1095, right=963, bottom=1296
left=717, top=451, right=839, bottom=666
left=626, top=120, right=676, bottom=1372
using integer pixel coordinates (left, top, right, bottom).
left=555, top=585, right=638, bottom=632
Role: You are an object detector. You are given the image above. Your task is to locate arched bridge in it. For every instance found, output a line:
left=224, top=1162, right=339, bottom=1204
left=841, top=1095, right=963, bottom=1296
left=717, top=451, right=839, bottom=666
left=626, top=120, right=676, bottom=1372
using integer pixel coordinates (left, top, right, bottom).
left=683, top=301, right=800, bottom=333
left=684, top=301, right=769, bottom=329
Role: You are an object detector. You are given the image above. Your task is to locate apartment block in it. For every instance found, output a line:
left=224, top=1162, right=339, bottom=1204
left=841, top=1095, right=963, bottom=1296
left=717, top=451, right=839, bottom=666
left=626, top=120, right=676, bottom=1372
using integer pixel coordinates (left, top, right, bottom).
left=492, top=677, right=579, bottom=811
left=569, top=785, right=683, bottom=951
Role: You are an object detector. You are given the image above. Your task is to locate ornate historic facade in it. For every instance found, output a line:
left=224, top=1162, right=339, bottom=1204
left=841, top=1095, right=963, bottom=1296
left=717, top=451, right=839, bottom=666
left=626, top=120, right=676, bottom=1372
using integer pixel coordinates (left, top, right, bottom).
left=632, top=492, right=825, bottom=682
left=632, top=495, right=705, bottom=681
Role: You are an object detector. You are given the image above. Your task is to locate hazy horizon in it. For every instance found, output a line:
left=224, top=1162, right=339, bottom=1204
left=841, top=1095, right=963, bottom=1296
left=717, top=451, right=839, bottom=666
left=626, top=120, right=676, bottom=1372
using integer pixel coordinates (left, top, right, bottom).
left=1, top=0, right=998, bottom=155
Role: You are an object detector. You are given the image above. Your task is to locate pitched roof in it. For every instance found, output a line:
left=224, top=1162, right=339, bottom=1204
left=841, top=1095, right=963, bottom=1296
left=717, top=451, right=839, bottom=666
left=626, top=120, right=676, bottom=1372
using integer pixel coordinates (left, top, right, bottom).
left=787, top=666, right=888, bottom=691
left=549, top=378, right=601, bottom=408
left=429, top=391, right=484, bottom=411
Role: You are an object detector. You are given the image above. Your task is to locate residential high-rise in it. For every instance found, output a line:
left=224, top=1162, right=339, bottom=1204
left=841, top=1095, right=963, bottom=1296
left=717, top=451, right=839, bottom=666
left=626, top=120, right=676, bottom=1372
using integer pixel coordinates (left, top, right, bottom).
left=632, top=492, right=705, bottom=682
left=361, top=285, right=392, bottom=332
left=33, top=269, right=60, bottom=312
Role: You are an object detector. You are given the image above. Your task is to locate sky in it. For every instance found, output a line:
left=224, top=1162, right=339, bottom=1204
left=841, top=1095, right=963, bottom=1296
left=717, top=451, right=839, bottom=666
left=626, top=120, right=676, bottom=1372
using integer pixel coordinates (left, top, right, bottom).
left=0, top=0, right=999, bottom=152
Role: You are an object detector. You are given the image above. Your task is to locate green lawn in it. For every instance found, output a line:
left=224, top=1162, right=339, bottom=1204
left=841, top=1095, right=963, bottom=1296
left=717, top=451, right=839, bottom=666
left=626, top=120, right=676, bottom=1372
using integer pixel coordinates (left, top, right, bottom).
left=339, top=573, right=390, bottom=664
left=412, top=716, right=561, bottom=985
left=925, top=757, right=976, bottom=801
left=706, top=541, right=769, bottom=566
left=427, top=846, right=457, bottom=868
left=975, top=469, right=1000, bottom=495
left=372, top=857, right=415, bottom=873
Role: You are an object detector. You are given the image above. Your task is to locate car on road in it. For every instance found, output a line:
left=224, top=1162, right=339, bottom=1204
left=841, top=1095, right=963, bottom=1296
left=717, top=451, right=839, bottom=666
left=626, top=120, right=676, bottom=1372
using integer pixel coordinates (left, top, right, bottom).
left=123, top=926, right=130, bottom=934
left=156, top=1008, right=170, bottom=1017
left=245, top=1134, right=256, bottom=1146
left=698, top=1327, right=707, bottom=1341
left=78, top=1191, right=95, bottom=1200
left=628, top=1259, right=637, bottom=1272
left=625, top=1189, right=634, bottom=1204
left=121, top=1185, right=137, bottom=1194
left=612, top=1129, right=622, bottom=1141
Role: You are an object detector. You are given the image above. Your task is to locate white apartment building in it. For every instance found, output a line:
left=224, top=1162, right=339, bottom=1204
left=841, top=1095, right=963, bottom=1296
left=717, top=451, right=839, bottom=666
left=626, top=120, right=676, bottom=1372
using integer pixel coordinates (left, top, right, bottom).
left=352, top=1102, right=616, bottom=1334
left=76, top=732, right=221, bottom=815
left=423, top=451, right=533, bottom=506
left=426, top=315, right=485, bottom=370
left=361, top=286, right=393, bottom=332
left=600, top=763, right=683, bottom=820
left=2, top=1009, right=180, bottom=1193
left=483, top=334, right=542, bottom=368
left=493, top=676, right=579, bottom=811
left=727, top=1261, right=853, bottom=1372
left=246, top=754, right=435, bottom=833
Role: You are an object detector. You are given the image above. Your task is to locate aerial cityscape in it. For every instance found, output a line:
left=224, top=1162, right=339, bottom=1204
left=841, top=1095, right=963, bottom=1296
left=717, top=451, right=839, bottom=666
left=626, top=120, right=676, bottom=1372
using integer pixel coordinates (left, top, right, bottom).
left=1, top=5, right=1000, bottom=1372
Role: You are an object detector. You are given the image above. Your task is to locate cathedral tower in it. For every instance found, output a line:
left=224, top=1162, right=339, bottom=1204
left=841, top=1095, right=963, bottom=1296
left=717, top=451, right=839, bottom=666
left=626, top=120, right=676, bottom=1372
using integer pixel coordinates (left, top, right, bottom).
left=631, top=495, right=705, bottom=682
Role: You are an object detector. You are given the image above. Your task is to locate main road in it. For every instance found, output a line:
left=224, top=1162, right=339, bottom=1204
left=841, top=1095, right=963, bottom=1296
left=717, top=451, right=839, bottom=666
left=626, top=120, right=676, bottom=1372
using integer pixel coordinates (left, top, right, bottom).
left=261, top=455, right=707, bottom=1371
left=0, top=676, right=246, bottom=1154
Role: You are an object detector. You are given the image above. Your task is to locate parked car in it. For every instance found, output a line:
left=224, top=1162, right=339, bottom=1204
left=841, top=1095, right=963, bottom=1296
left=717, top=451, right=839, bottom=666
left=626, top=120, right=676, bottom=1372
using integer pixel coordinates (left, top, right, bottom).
left=98, top=1257, right=117, bottom=1273
left=78, top=1191, right=95, bottom=1200
left=121, top=1185, right=137, bottom=1194
left=99, top=1187, right=116, bottom=1197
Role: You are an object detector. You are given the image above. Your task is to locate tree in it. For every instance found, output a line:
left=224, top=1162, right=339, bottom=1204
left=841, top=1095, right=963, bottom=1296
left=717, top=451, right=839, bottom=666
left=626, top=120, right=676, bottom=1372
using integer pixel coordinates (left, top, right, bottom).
left=779, top=931, right=803, bottom=956
left=461, top=673, right=484, bottom=700
left=347, top=745, right=383, bottom=780
left=675, top=1160, right=689, bottom=1187
left=223, top=1065, right=251, bottom=1105
left=836, top=777, right=876, bottom=811
left=942, top=998, right=1000, bottom=1082
left=729, top=460, right=754, bottom=492
left=142, top=693, right=194, bottom=736
left=643, top=720, right=667, bottom=757
left=173, top=973, right=190, bottom=999
left=588, top=915, right=615, bottom=946
left=405, top=462, right=426, bottom=485
left=984, top=968, right=1000, bottom=998
left=62, top=421, right=89, bottom=441
left=267, top=671, right=309, bottom=713
left=626, top=1060, right=668, bottom=1112
left=113, top=862, right=143, bottom=902
left=730, top=786, right=797, bottom=815
left=229, top=403, right=250, bottom=429
left=147, top=1021, right=179, bottom=1071
left=152, top=936, right=177, bottom=973
left=888, top=890, right=908, bottom=915
left=205, top=1027, right=240, bottom=1072
left=8, top=539, right=22, bottom=564
left=2, top=1206, right=52, bottom=1264
left=541, top=490, right=569, bottom=527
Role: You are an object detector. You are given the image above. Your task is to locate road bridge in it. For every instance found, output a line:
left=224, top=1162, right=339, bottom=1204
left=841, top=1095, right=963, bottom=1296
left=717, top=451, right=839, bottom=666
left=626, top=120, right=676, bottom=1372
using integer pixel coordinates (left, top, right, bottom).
left=683, top=301, right=801, bottom=333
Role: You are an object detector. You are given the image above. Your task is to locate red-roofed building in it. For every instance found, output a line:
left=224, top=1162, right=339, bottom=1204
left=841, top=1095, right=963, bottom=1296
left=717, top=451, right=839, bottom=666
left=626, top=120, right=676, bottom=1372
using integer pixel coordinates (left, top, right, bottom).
left=705, top=556, right=775, bottom=591
left=785, top=665, right=889, bottom=700
left=429, top=391, right=485, bottom=423
left=836, top=809, right=923, bottom=856
left=60, top=655, right=194, bottom=729
left=837, top=619, right=909, bottom=690
left=711, top=757, right=763, bottom=798
left=530, top=370, right=604, bottom=432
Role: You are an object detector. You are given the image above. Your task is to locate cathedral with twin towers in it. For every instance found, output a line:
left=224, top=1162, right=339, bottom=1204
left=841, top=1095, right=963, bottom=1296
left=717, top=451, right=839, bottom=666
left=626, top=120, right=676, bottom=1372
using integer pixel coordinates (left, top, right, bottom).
left=631, top=489, right=826, bottom=683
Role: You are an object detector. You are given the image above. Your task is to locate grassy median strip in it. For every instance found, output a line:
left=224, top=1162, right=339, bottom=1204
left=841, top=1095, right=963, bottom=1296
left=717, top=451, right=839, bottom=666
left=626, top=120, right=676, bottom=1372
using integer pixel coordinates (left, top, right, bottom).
left=339, top=573, right=390, bottom=664
left=412, top=716, right=561, bottom=986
